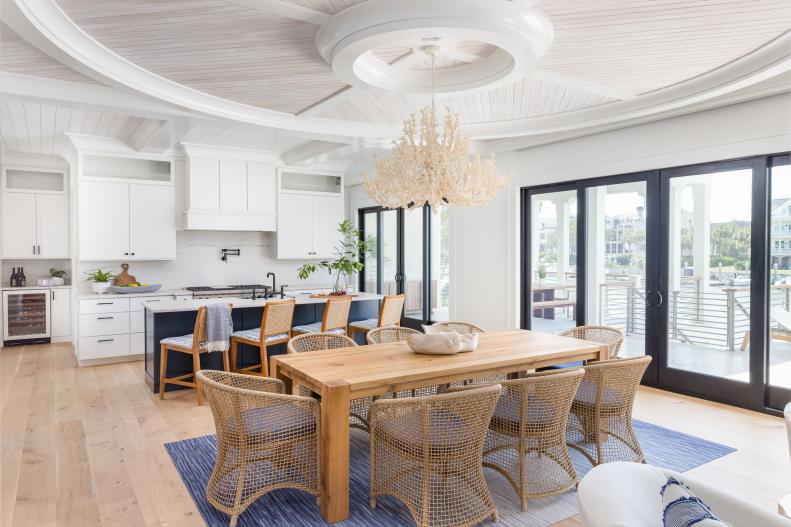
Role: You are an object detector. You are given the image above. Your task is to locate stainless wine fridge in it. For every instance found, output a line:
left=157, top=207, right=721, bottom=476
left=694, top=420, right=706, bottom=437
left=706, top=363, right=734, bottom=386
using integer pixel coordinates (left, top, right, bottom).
left=3, top=289, right=51, bottom=345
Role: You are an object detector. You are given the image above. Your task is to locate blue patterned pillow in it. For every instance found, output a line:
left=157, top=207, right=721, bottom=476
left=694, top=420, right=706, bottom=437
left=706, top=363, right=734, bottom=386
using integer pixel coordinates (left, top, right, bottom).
left=661, top=477, right=730, bottom=527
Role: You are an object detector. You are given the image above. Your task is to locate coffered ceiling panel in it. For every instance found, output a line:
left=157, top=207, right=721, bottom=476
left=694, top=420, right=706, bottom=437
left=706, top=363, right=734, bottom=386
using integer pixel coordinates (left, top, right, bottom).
left=181, top=124, right=312, bottom=152
left=284, top=0, right=364, bottom=15
left=55, top=0, right=347, bottom=113
left=0, top=23, right=99, bottom=84
left=538, top=0, right=791, bottom=95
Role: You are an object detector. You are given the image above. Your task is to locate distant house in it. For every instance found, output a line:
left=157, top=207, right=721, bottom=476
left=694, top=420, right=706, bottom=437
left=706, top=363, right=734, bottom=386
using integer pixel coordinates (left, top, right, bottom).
left=772, top=198, right=791, bottom=269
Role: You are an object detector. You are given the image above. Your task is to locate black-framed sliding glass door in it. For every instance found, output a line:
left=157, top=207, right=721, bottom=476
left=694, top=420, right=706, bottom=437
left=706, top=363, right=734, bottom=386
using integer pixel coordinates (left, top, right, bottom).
left=359, top=205, right=449, bottom=328
left=521, top=153, right=791, bottom=414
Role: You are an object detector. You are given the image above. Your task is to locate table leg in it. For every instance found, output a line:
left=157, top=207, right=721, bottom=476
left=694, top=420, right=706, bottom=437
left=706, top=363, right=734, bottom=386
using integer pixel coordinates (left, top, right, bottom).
left=320, top=380, right=351, bottom=523
left=597, top=344, right=609, bottom=362
left=270, top=359, right=292, bottom=394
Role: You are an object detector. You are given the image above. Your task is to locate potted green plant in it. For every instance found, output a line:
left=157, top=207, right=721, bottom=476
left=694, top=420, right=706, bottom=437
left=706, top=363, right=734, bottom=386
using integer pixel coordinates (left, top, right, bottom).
left=85, top=268, right=114, bottom=294
left=537, top=263, right=547, bottom=285
left=297, top=220, right=372, bottom=295
left=49, top=267, right=67, bottom=286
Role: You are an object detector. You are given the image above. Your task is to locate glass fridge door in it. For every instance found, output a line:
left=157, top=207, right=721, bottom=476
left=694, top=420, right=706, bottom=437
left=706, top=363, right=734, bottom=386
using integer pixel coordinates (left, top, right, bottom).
left=3, top=290, right=50, bottom=341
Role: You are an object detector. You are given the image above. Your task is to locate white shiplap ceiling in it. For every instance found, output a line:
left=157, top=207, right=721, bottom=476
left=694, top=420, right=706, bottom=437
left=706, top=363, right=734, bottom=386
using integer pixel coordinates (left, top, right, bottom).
left=47, top=0, right=791, bottom=126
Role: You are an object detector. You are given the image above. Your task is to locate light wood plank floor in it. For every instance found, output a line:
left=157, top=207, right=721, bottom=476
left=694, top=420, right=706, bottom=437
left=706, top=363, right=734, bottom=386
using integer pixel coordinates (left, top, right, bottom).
left=1, top=342, right=789, bottom=527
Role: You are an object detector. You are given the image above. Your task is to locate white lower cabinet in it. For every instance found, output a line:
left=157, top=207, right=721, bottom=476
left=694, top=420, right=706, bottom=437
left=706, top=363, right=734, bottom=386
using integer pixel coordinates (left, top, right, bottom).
left=78, top=294, right=175, bottom=363
left=50, top=289, right=71, bottom=339
left=79, top=334, right=130, bottom=360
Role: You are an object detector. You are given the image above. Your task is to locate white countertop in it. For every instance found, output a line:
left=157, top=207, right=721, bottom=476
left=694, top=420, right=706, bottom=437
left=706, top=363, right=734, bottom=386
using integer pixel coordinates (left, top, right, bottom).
left=145, top=292, right=384, bottom=313
left=2, top=284, right=72, bottom=291
left=77, top=288, right=192, bottom=300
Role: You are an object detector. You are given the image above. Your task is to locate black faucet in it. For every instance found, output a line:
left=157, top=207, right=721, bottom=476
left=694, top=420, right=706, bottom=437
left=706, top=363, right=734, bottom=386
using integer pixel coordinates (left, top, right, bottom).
left=266, top=272, right=276, bottom=295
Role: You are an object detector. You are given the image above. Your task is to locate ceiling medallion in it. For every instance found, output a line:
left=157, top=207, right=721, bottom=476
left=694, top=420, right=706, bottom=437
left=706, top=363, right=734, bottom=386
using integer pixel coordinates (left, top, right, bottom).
left=363, top=50, right=507, bottom=210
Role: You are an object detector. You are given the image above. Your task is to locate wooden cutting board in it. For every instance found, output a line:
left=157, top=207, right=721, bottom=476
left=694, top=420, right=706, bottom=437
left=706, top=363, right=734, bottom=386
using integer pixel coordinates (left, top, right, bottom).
left=113, top=263, right=137, bottom=286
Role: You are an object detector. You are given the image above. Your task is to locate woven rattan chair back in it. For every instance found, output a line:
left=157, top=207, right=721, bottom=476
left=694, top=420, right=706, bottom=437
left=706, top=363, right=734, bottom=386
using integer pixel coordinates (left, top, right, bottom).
left=431, top=321, right=485, bottom=334
left=366, top=325, right=420, bottom=344
left=287, top=332, right=356, bottom=354
left=567, top=355, right=652, bottom=466
left=198, top=370, right=320, bottom=527
left=262, top=298, right=296, bottom=338
left=559, top=325, right=624, bottom=359
left=369, top=383, right=502, bottom=527
left=484, top=368, right=585, bottom=510
left=322, top=297, right=352, bottom=333
left=378, top=294, right=405, bottom=326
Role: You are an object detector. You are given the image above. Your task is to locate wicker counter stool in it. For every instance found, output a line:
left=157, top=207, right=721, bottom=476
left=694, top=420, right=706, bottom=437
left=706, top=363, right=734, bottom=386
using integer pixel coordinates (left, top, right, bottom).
left=482, top=368, right=585, bottom=511
left=198, top=370, right=319, bottom=527
left=566, top=356, right=651, bottom=466
left=349, top=294, right=405, bottom=341
left=287, top=332, right=378, bottom=432
left=369, top=384, right=502, bottom=527
left=160, top=304, right=232, bottom=405
left=230, top=298, right=295, bottom=377
left=291, top=297, right=351, bottom=336
left=559, top=325, right=624, bottom=359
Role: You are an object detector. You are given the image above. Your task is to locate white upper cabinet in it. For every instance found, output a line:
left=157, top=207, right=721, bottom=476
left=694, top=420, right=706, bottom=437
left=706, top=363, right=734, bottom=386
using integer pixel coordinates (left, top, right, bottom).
left=79, top=180, right=131, bottom=260
left=129, top=184, right=176, bottom=259
left=1, top=191, right=70, bottom=258
left=181, top=146, right=277, bottom=232
left=79, top=181, right=175, bottom=261
left=277, top=193, right=344, bottom=259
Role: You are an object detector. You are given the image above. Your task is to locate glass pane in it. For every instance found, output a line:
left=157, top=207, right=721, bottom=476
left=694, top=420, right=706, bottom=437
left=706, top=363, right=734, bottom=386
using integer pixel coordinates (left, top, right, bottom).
left=404, top=207, right=424, bottom=320
left=586, top=182, right=647, bottom=357
left=530, top=191, right=577, bottom=332
left=769, top=163, right=791, bottom=389
left=431, top=207, right=450, bottom=321
left=362, top=212, right=378, bottom=292
left=666, top=169, right=752, bottom=382
left=381, top=210, right=399, bottom=295
left=6, top=292, right=48, bottom=337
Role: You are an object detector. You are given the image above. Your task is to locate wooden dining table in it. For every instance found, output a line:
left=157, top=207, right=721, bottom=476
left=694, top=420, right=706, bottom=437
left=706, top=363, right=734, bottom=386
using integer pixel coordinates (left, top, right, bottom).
left=269, top=329, right=608, bottom=523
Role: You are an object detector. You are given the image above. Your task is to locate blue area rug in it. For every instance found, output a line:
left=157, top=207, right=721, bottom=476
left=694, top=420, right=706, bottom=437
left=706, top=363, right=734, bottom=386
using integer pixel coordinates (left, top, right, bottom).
left=165, top=419, right=734, bottom=527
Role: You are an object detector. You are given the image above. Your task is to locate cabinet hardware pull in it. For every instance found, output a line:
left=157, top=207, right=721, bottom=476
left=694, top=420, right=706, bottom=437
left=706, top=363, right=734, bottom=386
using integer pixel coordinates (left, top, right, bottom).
left=38, top=245, right=41, bottom=254
left=146, top=299, right=160, bottom=302
left=33, top=245, right=36, bottom=254
left=97, top=338, right=114, bottom=342
left=124, top=252, right=129, bottom=256
left=97, top=302, right=113, bottom=305
left=97, top=316, right=114, bottom=320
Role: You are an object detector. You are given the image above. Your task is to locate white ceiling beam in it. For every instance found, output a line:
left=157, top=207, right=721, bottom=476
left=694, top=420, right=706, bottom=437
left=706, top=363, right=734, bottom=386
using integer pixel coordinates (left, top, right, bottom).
left=531, top=69, right=637, bottom=101
left=283, top=140, right=350, bottom=165
left=126, top=118, right=167, bottom=152
left=296, top=85, right=357, bottom=117
left=227, top=0, right=331, bottom=25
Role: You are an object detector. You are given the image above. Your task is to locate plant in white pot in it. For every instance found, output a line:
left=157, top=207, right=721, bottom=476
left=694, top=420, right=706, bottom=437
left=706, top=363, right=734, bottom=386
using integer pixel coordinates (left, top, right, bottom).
left=297, top=220, right=372, bottom=295
left=85, top=268, right=114, bottom=294
left=49, top=267, right=67, bottom=286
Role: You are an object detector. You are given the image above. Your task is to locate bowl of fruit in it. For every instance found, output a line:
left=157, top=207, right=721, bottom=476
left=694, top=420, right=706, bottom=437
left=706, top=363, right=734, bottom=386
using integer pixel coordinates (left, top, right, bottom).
left=108, top=283, right=162, bottom=294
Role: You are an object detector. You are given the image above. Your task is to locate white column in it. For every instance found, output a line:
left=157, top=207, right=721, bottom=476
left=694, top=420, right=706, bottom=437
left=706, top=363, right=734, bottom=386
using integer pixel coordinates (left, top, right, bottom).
left=668, top=183, right=683, bottom=293
left=555, top=197, right=570, bottom=283
left=586, top=187, right=606, bottom=324
left=691, top=182, right=711, bottom=290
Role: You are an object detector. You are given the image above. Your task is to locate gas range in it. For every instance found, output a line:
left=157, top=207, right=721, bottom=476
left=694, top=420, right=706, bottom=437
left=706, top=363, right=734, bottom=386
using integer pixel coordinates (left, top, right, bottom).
left=185, top=284, right=273, bottom=300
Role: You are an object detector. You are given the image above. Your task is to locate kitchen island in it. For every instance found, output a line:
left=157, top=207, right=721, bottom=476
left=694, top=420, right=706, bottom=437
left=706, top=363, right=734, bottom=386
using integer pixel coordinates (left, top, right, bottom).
left=144, top=292, right=384, bottom=394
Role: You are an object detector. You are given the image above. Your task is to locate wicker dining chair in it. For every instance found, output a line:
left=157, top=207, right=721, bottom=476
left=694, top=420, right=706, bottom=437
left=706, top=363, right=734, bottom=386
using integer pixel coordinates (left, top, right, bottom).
left=430, top=321, right=485, bottom=334
left=291, top=297, right=352, bottom=336
left=366, top=325, right=421, bottom=344
left=366, top=326, right=437, bottom=397
left=559, top=325, right=624, bottom=359
left=287, top=332, right=379, bottom=432
left=230, top=298, right=295, bottom=376
left=369, top=384, right=502, bottom=527
left=160, top=304, right=232, bottom=405
left=482, top=368, right=585, bottom=511
left=349, top=294, right=405, bottom=340
left=566, top=356, right=652, bottom=466
left=198, top=370, right=319, bottom=527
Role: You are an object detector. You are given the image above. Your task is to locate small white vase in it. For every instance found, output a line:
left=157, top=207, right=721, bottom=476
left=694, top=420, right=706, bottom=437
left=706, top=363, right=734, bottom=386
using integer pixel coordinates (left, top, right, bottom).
left=52, top=277, right=65, bottom=286
left=91, top=282, right=111, bottom=294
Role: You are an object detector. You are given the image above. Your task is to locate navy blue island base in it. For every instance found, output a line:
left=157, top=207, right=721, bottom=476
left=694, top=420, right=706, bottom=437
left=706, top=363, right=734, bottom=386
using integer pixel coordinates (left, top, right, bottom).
left=144, top=298, right=381, bottom=394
